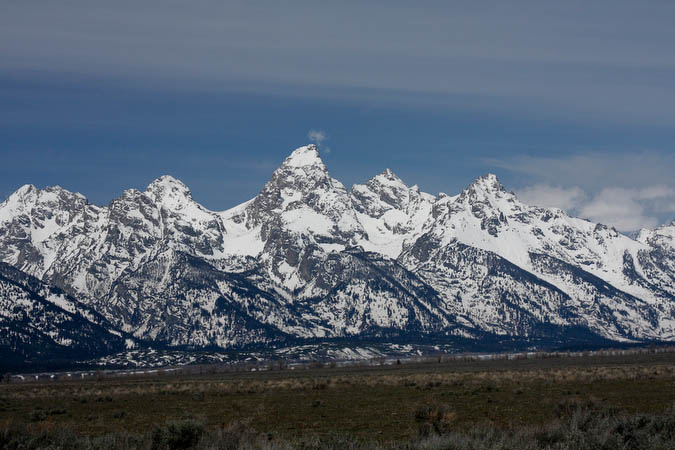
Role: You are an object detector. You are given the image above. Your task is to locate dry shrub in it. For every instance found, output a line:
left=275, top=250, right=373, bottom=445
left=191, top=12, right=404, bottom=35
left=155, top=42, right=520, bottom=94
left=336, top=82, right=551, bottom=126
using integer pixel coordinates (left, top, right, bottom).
left=151, top=419, right=205, bottom=450
left=414, top=403, right=457, bottom=436
left=554, top=396, right=606, bottom=419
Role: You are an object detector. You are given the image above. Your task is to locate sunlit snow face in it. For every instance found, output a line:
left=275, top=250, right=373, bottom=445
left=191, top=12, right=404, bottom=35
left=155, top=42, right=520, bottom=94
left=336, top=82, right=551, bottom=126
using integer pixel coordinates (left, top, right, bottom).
left=1, top=143, right=674, bottom=350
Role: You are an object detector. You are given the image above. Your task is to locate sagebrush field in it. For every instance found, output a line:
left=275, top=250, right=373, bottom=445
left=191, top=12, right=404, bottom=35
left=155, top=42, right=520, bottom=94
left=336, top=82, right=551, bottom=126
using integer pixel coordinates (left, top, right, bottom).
left=1, top=350, right=674, bottom=449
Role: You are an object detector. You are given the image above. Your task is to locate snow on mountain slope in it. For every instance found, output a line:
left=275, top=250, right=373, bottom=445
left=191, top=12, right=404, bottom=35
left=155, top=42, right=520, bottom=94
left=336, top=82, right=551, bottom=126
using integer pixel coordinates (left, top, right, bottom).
left=409, top=175, right=661, bottom=300
left=145, top=175, right=228, bottom=257
left=0, top=146, right=456, bottom=346
left=1, top=144, right=674, bottom=354
left=632, top=220, right=675, bottom=308
left=527, top=253, right=664, bottom=340
left=0, top=184, right=102, bottom=278
left=351, top=169, right=435, bottom=258
left=102, top=250, right=293, bottom=347
left=0, top=177, right=232, bottom=302
left=223, top=145, right=365, bottom=246
left=399, top=236, right=631, bottom=341
left=400, top=174, right=675, bottom=340
left=0, top=262, right=127, bottom=364
left=637, top=220, right=675, bottom=266
left=220, top=145, right=367, bottom=291
left=285, top=249, right=456, bottom=336
left=209, top=147, right=457, bottom=339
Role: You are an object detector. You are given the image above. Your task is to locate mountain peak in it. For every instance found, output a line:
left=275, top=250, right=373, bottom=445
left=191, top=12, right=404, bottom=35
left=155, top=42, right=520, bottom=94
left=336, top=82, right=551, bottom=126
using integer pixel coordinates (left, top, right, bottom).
left=376, top=168, right=405, bottom=184
left=42, top=185, right=86, bottom=198
left=467, top=173, right=506, bottom=194
left=4, top=184, right=87, bottom=207
left=382, top=168, right=396, bottom=178
left=242, top=144, right=354, bottom=234
left=0, top=185, right=38, bottom=216
left=12, top=184, right=38, bottom=199
left=351, top=167, right=433, bottom=222
left=281, top=144, right=324, bottom=169
left=145, top=175, right=189, bottom=192
left=363, top=168, right=408, bottom=192
left=145, top=175, right=193, bottom=206
left=18, top=183, right=37, bottom=193
left=455, top=173, right=510, bottom=209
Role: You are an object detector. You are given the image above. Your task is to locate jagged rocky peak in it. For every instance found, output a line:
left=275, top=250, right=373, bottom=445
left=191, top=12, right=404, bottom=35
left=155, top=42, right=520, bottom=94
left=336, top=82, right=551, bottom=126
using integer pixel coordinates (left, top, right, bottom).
left=0, top=185, right=41, bottom=215
left=375, top=168, right=404, bottom=184
left=426, top=173, right=517, bottom=238
left=368, top=168, right=412, bottom=194
left=225, top=144, right=367, bottom=262
left=465, top=173, right=507, bottom=195
left=280, top=144, right=325, bottom=169
left=247, top=144, right=350, bottom=218
left=264, top=144, right=339, bottom=202
left=352, top=168, right=410, bottom=214
left=454, top=173, right=514, bottom=212
left=637, top=218, right=675, bottom=249
left=268, top=144, right=333, bottom=191
left=0, top=184, right=91, bottom=228
left=352, top=168, right=434, bottom=219
left=145, top=175, right=194, bottom=209
left=8, top=183, right=38, bottom=200
left=5, top=184, right=87, bottom=205
left=110, top=187, right=158, bottom=215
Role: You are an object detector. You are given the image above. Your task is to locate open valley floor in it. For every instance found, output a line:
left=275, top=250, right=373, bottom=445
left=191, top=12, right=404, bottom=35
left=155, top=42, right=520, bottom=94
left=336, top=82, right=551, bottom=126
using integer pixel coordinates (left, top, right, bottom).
left=1, top=350, right=674, bottom=448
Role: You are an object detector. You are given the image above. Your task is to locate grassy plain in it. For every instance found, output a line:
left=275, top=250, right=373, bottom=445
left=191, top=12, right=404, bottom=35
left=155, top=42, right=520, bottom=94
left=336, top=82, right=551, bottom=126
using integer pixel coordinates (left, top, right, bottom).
left=0, top=350, right=674, bottom=447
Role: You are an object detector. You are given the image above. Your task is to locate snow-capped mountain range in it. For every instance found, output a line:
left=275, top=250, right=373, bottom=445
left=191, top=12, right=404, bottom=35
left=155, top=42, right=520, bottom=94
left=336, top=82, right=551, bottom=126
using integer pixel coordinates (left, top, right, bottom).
left=1, top=144, right=674, bottom=365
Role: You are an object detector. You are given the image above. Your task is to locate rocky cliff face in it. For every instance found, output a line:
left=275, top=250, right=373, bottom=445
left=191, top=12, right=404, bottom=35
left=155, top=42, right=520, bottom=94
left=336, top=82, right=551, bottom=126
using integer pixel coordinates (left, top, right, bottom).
left=0, top=262, right=128, bottom=366
left=0, top=144, right=673, bottom=361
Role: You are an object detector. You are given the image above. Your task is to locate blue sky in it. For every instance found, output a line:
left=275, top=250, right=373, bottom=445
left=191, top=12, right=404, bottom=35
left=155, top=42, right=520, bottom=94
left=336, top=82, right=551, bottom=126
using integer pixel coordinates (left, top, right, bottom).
left=2, top=1, right=675, bottom=231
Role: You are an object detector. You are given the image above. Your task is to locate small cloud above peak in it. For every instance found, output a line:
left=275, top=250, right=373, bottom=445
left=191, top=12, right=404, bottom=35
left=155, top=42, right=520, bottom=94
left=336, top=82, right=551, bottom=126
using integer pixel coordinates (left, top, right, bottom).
left=307, top=129, right=327, bottom=146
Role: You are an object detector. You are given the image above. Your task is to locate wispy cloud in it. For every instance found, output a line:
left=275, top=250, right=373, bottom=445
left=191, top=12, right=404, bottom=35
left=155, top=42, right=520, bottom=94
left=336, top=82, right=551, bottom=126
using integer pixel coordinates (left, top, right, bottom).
left=517, top=185, right=585, bottom=211
left=517, top=183, right=675, bottom=231
left=489, top=151, right=675, bottom=191
left=577, top=191, right=646, bottom=230
left=497, top=150, right=675, bottom=231
left=307, top=129, right=327, bottom=146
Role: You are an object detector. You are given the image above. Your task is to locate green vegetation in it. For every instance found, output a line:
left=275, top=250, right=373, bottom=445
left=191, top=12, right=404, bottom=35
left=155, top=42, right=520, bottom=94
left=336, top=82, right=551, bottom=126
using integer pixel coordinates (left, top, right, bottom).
left=0, top=351, right=674, bottom=449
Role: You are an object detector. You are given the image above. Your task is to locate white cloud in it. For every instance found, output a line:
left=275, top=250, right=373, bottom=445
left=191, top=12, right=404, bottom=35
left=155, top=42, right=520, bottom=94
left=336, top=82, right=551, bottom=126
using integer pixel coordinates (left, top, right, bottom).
left=491, top=150, right=675, bottom=231
left=516, top=185, right=585, bottom=211
left=637, top=185, right=675, bottom=201
left=488, top=151, right=675, bottom=191
left=578, top=186, right=675, bottom=231
left=515, top=183, right=675, bottom=232
left=307, top=129, right=327, bottom=146
left=578, top=188, right=660, bottom=231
